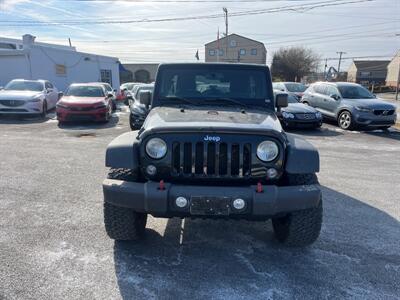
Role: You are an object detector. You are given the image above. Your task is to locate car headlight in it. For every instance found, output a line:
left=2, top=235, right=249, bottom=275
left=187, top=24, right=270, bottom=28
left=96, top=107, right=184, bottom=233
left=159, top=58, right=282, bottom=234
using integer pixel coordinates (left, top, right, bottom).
left=315, top=111, right=322, bottom=118
left=146, top=138, right=167, bottom=159
left=355, top=106, right=372, bottom=112
left=28, top=96, right=42, bottom=102
left=282, top=111, right=295, bottom=119
left=257, top=141, right=279, bottom=162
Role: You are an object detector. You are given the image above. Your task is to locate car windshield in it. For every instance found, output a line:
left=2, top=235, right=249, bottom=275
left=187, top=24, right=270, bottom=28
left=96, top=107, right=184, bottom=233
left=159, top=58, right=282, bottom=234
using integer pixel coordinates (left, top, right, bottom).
left=122, top=83, right=134, bottom=90
left=5, top=80, right=43, bottom=92
left=285, top=83, right=307, bottom=93
left=158, top=67, right=269, bottom=107
left=288, top=94, right=299, bottom=103
left=338, top=85, right=374, bottom=99
left=135, top=86, right=154, bottom=99
left=65, top=86, right=105, bottom=97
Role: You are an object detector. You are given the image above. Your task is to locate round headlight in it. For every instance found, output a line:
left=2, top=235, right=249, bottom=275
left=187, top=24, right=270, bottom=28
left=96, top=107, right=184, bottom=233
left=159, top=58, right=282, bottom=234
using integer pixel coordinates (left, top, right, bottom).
left=146, top=138, right=167, bottom=159
left=257, top=141, right=279, bottom=162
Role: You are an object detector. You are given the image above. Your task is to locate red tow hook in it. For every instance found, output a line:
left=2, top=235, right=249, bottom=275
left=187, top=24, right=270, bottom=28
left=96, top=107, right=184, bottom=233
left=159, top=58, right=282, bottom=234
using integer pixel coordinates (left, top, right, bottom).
left=158, top=180, right=165, bottom=191
left=257, top=182, right=263, bottom=193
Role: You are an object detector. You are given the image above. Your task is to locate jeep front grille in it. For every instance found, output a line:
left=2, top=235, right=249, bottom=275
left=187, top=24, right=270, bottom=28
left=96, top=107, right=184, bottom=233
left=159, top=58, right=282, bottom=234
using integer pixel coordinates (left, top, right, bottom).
left=171, top=141, right=252, bottom=177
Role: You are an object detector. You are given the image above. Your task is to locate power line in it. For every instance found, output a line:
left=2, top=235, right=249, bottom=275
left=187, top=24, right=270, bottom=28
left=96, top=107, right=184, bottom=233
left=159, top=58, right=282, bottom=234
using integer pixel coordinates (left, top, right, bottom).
left=0, top=0, right=374, bottom=26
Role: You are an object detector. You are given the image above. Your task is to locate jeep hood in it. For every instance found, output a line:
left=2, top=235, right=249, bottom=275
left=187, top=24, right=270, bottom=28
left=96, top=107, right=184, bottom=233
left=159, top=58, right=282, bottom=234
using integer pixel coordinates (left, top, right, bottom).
left=142, top=106, right=282, bottom=133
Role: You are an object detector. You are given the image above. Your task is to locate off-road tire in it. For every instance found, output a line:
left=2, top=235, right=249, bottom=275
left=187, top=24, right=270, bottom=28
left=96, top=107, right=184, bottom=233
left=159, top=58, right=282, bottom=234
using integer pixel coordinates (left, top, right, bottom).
left=104, top=169, right=147, bottom=240
left=273, top=173, right=322, bottom=247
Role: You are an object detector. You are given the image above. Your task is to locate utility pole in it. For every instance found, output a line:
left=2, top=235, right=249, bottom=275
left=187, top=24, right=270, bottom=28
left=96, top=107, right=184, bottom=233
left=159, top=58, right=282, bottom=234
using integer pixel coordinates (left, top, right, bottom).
left=223, top=7, right=228, bottom=61
left=336, top=51, right=346, bottom=74
left=324, top=58, right=328, bottom=80
left=68, top=38, right=72, bottom=47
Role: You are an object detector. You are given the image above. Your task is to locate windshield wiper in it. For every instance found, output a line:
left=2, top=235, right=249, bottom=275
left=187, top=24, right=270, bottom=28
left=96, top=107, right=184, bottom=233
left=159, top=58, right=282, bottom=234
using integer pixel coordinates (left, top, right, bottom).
left=162, top=96, right=199, bottom=106
left=203, top=98, right=249, bottom=108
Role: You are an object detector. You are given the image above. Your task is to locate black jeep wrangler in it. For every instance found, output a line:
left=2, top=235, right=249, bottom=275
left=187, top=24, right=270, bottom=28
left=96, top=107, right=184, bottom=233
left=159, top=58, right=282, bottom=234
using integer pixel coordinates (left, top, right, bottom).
left=103, top=63, right=322, bottom=247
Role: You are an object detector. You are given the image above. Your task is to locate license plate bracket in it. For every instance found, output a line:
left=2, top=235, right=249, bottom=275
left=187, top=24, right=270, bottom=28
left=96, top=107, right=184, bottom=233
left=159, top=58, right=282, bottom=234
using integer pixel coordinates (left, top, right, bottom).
left=190, top=196, right=231, bottom=216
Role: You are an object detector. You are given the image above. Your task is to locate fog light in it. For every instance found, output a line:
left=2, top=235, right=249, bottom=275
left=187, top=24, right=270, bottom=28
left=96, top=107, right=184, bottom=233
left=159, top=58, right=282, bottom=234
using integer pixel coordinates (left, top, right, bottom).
left=175, top=196, right=188, bottom=208
left=233, top=198, right=246, bottom=210
left=146, top=165, right=157, bottom=176
left=266, top=168, right=278, bottom=179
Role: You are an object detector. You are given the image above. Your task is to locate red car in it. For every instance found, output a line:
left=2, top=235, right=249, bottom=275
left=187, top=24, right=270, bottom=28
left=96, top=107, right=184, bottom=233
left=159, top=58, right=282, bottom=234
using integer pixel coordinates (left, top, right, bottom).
left=56, top=83, right=113, bottom=124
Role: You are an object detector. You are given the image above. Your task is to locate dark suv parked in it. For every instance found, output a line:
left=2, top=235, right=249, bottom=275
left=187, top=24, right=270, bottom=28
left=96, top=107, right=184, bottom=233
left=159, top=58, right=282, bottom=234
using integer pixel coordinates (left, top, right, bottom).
left=102, top=63, right=322, bottom=247
left=301, top=82, right=397, bottom=130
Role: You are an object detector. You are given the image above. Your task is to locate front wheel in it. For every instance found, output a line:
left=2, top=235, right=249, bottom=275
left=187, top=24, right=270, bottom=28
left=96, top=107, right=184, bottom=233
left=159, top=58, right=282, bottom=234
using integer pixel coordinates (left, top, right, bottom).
left=104, top=168, right=147, bottom=240
left=40, top=101, right=47, bottom=119
left=338, top=111, right=354, bottom=130
left=129, top=113, right=140, bottom=130
left=272, top=173, right=322, bottom=247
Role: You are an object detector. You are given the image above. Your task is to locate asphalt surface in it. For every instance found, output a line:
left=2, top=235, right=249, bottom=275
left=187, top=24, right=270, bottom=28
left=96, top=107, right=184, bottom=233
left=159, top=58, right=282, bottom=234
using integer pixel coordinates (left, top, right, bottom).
left=0, top=107, right=399, bottom=300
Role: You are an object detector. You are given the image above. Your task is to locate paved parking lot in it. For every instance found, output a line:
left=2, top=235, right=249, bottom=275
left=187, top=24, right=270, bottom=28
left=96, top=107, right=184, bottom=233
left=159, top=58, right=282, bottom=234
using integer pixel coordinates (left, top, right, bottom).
left=0, top=108, right=399, bottom=300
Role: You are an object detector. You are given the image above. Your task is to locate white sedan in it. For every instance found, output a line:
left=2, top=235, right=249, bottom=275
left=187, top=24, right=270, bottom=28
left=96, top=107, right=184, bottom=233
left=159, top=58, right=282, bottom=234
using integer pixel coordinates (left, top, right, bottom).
left=0, top=79, right=59, bottom=118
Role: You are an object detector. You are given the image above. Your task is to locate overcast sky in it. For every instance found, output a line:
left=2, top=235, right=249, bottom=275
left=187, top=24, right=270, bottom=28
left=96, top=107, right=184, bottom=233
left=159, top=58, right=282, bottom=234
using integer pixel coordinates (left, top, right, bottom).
left=0, top=0, right=398, bottom=70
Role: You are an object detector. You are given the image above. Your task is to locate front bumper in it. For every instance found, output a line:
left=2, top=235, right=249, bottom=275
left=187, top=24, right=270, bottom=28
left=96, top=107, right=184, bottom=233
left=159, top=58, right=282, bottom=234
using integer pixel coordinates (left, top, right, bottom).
left=103, top=179, right=321, bottom=218
left=353, top=111, right=396, bottom=127
left=0, top=101, right=43, bottom=114
left=281, top=118, right=322, bottom=129
left=56, top=107, right=108, bottom=122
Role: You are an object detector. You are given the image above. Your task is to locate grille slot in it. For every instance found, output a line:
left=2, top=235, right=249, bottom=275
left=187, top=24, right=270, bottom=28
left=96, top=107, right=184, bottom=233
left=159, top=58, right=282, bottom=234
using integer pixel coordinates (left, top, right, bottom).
left=172, top=141, right=251, bottom=178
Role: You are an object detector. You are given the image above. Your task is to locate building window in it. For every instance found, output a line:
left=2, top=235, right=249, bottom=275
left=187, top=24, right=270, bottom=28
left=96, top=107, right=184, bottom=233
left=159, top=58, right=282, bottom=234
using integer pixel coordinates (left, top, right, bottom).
left=239, top=49, right=246, bottom=56
left=218, top=49, right=224, bottom=56
left=360, top=71, right=371, bottom=77
left=55, top=64, right=66, bottom=76
left=209, top=49, right=216, bottom=56
left=100, top=69, right=113, bottom=85
left=229, top=40, right=237, bottom=47
left=251, top=49, right=257, bottom=55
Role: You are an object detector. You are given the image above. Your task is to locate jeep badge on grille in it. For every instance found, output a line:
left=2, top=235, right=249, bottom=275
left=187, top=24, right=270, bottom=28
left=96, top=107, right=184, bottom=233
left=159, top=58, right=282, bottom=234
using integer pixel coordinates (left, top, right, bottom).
left=204, top=135, right=221, bottom=142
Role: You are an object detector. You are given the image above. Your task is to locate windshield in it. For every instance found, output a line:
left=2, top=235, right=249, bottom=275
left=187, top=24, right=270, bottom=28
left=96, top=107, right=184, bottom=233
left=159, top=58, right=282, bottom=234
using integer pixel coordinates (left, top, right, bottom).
left=65, top=85, right=105, bottom=97
left=157, top=67, right=270, bottom=106
left=338, top=85, right=374, bottom=99
left=121, top=83, right=134, bottom=90
left=285, top=83, right=307, bottom=93
left=5, top=80, right=44, bottom=92
left=288, top=94, right=299, bottom=103
left=135, top=86, right=154, bottom=99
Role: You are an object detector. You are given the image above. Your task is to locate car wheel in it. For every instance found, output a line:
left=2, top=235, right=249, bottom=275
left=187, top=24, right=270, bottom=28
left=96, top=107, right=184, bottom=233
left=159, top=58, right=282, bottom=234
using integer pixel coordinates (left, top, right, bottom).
left=272, top=173, right=322, bottom=247
left=129, top=114, right=140, bottom=130
left=105, top=104, right=112, bottom=122
left=379, top=126, right=391, bottom=130
left=104, top=169, right=147, bottom=240
left=338, top=111, right=354, bottom=130
left=303, top=101, right=309, bottom=106
left=41, top=101, right=47, bottom=119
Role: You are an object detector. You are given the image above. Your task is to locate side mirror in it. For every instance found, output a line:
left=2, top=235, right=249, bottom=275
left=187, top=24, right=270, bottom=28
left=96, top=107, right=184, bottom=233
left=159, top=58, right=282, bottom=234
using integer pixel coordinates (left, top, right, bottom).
left=107, top=92, right=114, bottom=98
left=139, top=91, right=152, bottom=107
left=275, top=93, right=288, bottom=111
left=113, top=89, right=117, bottom=93
left=330, top=94, right=340, bottom=100
left=46, top=88, right=53, bottom=93
left=58, top=91, right=63, bottom=99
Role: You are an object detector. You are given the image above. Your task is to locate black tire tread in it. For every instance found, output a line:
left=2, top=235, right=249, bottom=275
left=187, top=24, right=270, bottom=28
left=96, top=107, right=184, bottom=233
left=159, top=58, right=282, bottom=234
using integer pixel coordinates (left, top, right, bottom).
left=273, top=173, right=322, bottom=247
left=104, top=168, right=146, bottom=240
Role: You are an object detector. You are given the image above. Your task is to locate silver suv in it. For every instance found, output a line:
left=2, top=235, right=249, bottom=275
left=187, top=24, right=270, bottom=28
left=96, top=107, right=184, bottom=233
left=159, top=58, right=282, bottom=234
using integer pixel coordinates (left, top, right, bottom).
left=301, top=82, right=396, bottom=130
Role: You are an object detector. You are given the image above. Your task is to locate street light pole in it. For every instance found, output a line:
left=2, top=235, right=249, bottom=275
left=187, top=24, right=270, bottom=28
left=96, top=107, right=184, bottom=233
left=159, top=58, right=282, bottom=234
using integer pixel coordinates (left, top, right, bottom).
left=223, top=7, right=228, bottom=61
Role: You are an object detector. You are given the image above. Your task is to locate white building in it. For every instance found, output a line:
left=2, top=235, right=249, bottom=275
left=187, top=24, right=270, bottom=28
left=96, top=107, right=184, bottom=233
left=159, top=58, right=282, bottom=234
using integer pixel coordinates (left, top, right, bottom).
left=0, top=34, right=120, bottom=91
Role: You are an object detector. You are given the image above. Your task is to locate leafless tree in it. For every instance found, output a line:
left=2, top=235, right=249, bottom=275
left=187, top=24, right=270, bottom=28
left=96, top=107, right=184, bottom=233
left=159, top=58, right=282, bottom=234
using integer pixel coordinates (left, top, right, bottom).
left=271, top=47, right=320, bottom=82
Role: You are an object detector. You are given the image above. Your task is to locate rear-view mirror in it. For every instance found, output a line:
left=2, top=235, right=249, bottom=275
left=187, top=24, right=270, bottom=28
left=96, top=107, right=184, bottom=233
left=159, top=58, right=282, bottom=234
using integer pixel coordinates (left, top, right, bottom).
left=275, top=93, right=288, bottom=109
left=330, top=94, right=340, bottom=100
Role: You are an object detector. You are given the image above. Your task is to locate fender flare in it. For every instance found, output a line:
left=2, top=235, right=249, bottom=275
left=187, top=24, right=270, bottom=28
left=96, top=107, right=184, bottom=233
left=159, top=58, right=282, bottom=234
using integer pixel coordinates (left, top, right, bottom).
left=105, top=131, right=140, bottom=171
left=285, top=133, right=320, bottom=174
